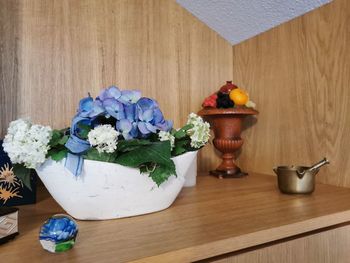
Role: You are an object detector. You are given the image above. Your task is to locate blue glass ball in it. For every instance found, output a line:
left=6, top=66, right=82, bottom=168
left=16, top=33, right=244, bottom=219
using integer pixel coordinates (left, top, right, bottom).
left=39, top=214, right=78, bottom=253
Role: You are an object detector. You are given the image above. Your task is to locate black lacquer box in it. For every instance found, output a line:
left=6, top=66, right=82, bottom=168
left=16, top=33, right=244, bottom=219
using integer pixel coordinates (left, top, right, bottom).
left=0, top=140, right=37, bottom=207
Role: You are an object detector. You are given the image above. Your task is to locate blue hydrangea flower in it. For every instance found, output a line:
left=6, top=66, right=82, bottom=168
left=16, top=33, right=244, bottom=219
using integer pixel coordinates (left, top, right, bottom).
left=78, top=96, right=93, bottom=117
left=77, top=95, right=105, bottom=118
left=118, top=90, right=142, bottom=105
left=116, top=119, right=139, bottom=140
left=102, top=98, right=125, bottom=120
left=98, top=86, right=121, bottom=101
left=124, top=104, right=137, bottom=121
left=136, top=98, right=173, bottom=136
left=69, top=86, right=173, bottom=143
left=114, top=104, right=139, bottom=139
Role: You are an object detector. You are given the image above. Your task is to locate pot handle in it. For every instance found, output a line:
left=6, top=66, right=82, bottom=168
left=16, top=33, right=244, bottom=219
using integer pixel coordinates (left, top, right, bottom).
left=296, top=170, right=305, bottom=179
left=273, top=167, right=278, bottom=175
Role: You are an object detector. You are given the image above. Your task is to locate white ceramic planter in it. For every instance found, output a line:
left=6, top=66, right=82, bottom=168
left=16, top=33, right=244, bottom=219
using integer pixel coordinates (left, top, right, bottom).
left=183, top=153, right=197, bottom=187
left=36, top=151, right=197, bottom=220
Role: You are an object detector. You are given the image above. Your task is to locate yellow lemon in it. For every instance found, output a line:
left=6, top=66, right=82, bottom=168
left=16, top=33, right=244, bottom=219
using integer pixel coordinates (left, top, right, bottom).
left=229, top=88, right=249, bottom=106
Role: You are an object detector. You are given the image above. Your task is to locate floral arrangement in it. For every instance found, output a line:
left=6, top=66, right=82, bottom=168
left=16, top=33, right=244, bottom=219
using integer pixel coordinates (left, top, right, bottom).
left=3, top=86, right=210, bottom=188
left=202, top=81, right=256, bottom=109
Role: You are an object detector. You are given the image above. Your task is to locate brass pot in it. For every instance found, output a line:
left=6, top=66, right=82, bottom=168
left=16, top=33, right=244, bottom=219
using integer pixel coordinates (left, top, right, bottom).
left=273, top=166, right=318, bottom=194
left=273, top=158, right=329, bottom=194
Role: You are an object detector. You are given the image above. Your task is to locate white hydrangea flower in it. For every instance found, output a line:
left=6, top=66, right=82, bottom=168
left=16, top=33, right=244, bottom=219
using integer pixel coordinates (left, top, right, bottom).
left=187, top=113, right=202, bottom=126
left=3, top=119, right=52, bottom=169
left=88, top=125, right=119, bottom=153
left=158, top=131, right=175, bottom=149
left=186, top=113, right=210, bottom=149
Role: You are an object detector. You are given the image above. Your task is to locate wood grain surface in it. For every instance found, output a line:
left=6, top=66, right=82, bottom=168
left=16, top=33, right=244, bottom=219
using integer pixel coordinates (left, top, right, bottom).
left=0, top=0, right=232, bottom=171
left=210, top=224, right=350, bottom=263
left=232, top=0, right=350, bottom=187
left=2, top=173, right=350, bottom=262
left=0, top=0, right=20, bottom=137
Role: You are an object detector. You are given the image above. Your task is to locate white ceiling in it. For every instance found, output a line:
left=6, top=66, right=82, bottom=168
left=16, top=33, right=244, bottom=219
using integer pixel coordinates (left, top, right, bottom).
left=176, top=0, right=331, bottom=45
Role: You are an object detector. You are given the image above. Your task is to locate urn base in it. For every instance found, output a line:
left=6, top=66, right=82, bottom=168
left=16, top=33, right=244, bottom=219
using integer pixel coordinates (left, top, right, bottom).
left=210, top=168, right=248, bottom=179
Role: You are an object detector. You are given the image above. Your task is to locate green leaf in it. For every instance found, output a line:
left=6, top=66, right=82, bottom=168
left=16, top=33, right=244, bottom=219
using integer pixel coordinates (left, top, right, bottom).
left=115, top=141, right=176, bottom=186
left=77, top=123, right=92, bottom=139
left=115, top=141, right=172, bottom=167
left=49, top=129, right=69, bottom=148
left=12, top=164, right=32, bottom=191
left=58, top=135, right=69, bottom=145
left=149, top=162, right=176, bottom=186
left=48, top=149, right=68, bottom=161
left=174, top=124, right=193, bottom=139
left=49, top=130, right=63, bottom=147
left=84, top=148, right=116, bottom=163
left=117, top=139, right=152, bottom=152
left=59, top=127, right=70, bottom=134
left=172, top=139, right=190, bottom=156
left=140, top=165, right=148, bottom=174
left=139, top=162, right=157, bottom=174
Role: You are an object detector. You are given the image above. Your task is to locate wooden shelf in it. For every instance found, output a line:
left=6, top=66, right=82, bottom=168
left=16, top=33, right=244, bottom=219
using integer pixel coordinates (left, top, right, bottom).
left=3, top=173, right=350, bottom=262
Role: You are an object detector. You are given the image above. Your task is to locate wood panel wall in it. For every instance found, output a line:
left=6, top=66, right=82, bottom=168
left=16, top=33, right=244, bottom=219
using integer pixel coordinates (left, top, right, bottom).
left=0, top=0, right=20, bottom=137
left=233, top=0, right=350, bottom=187
left=0, top=0, right=233, bottom=171
left=210, top=224, right=350, bottom=263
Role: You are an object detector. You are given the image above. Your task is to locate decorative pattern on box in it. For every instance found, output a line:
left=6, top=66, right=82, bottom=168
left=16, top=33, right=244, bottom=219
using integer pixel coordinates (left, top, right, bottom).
left=0, top=207, right=19, bottom=244
left=0, top=140, right=36, bottom=206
